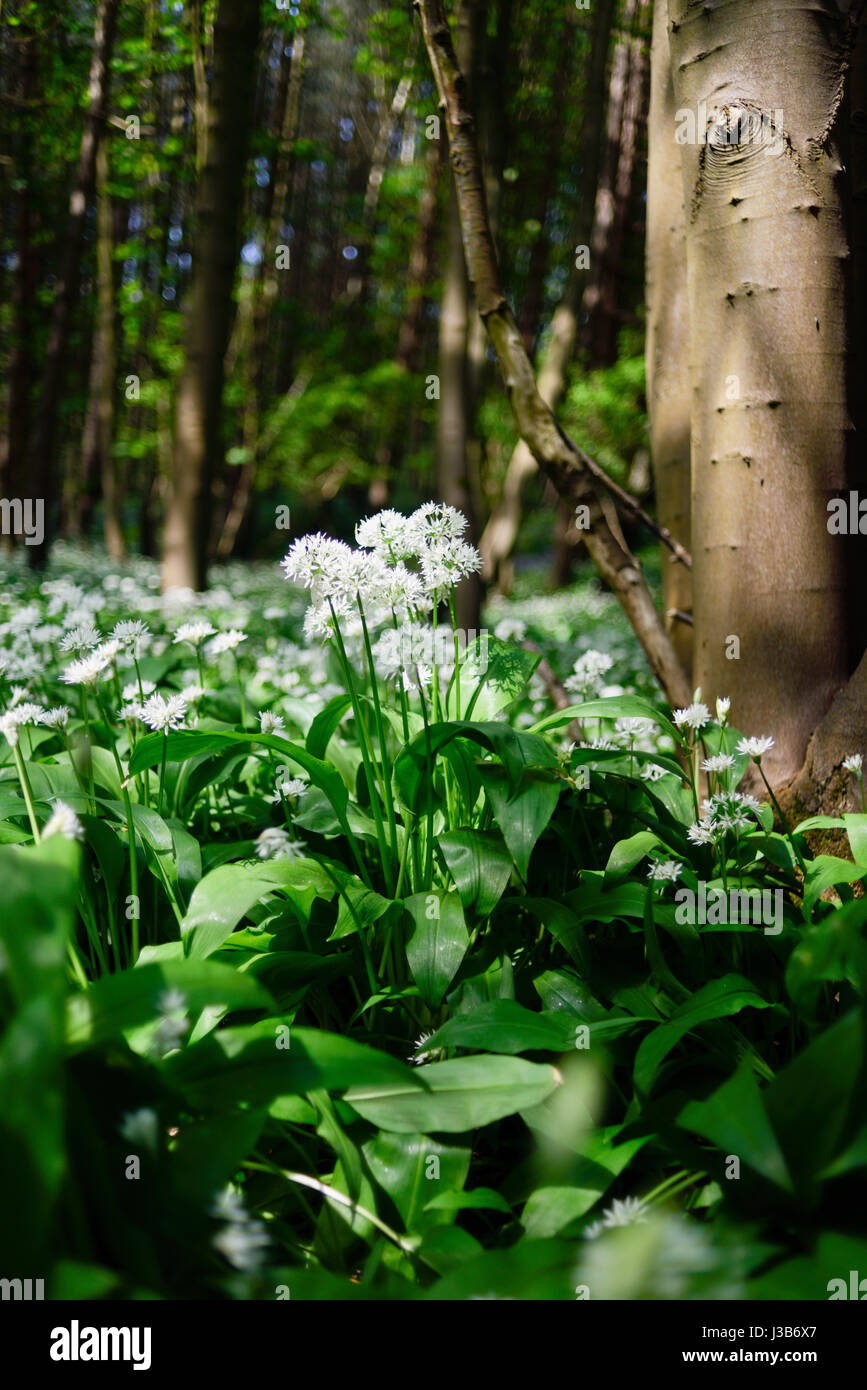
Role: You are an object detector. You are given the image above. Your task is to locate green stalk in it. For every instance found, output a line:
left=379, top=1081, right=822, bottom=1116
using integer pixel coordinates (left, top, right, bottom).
left=79, top=688, right=96, bottom=812
left=132, top=656, right=151, bottom=807
left=356, top=597, right=398, bottom=867
left=98, top=693, right=140, bottom=964
left=320, top=859, right=377, bottom=1003
left=419, top=682, right=435, bottom=888
left=233, top=652, right=247, bottom=728
left=12, top=742, right=41, bottom=842
left=328, top=601, right=392, bottom=890
left=158, top=734, right=169, bottom=819
left=447, top=589, right=462, bottom=720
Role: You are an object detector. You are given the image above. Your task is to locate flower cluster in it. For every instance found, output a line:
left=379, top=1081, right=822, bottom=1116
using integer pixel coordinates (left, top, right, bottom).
left=210, top=1185, right=270, bottom=1272
left=689, top=789, right=763, bottom=843
left=282, top=505, right=482, bottom=649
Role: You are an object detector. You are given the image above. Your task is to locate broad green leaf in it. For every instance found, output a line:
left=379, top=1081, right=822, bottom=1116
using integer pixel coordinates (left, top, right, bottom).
left=803, top=855, right=867, bottom=914
left=66, top=959, right=272, bottom=1049
left=423, top=1000, right=574, bottom=1054
left=634, top=975, right=771, bottom=1096
left=306, top=694, right=353, bottom=760
left=438, top=828, right=512, bottom=916
left=454, top=636, right=540, bottom=721
left=677, top=1061, right=792, bottom=1192
left=521, top=899, right=589, bottom=972
left=345, top=1054, right=561, bottom=1133
left=424, top=1187, right=511, bottom=1215
left=129, top=729, right=352, bottom=835
left=482, top=768, right=560, bottom=879
left=533, top=969, right=608, bottom=1022
left=531, top=694, right=680, bottom=745
left=423, top=1238, right=578, bottom=1300
left=363, top=1132, right=472, bottom=1235
left=394, top=721, right=557, bottom=815
left=182, top=858, right=334, bottom=959
left=764, top=1008, right=865, bottom=1191
left=161, top=1022, right=417, bottom=1107
left=605, top=831, right=670, bottom=886
left=404, top=890, right=469, bottom=1006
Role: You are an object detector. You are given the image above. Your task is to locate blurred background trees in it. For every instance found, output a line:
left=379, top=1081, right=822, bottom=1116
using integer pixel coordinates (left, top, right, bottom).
left=0, top=0, right=652, bottom=582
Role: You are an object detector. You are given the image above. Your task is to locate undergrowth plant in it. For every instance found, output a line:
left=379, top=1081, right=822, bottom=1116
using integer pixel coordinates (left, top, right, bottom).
left=1, top=515, right=866, bottom=1300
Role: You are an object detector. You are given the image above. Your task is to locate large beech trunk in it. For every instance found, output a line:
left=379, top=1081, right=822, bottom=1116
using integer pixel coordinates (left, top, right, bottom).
left=667, top=0, right=852, bottom=786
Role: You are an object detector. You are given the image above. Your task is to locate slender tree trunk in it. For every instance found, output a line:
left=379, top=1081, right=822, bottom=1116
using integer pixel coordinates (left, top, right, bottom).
left=593, top=5, right=648, bottom=367
left=31, top=0, right=120, bottom=566
left=581, top=0, right=637, bottom=362
left=218, top=34, right=304, bottom=561
left=397, top=142, right=441, bottom=373
left=646, top=0, right=692, bottom=675
left=95, top=141, right=123, bottom=560
left=479, top=0, right=617, bottom=588
left=1, top=24, right=39, bottom=541
left=437, top=0, right=482, bottom=633
left=162, top=0, right=262, bottom=592
left=668, top=0, right=851, bottom=783
left=519, top=11, right=578, bottom=353
left=78, top=139, right=121, bottom=554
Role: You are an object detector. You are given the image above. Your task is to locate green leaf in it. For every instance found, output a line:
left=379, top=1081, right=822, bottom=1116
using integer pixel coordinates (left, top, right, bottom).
left=424, top=1187, right=511, bottom=1215
left=531, top=694, right=681, bottom=745
left=803, top=855, right=867, bottom=913
left=605, top=831, right=670, bottom=886
left=521, top=899, right=589, bottom=972
left=677, top=1061, right=792, bottom=1192
left=423, top=1000, right=574, bottom=1054
left=438, top=829, right=512, bottom=916
left=181, top=859, right=334, bottom=959
left=422, top=1238, right=578, bottom=1300
left=404, top=891, right=469, bottom=1006
left=481, top=768, right=560, bottom=879
left=634, top=975, right=771, bottom=1096
left=363, top=1132, right=472, bottom=1235
left=453, top=636, right=540, bottom=720
left=394, top=721, right=556, bottom=815
left=345, top=1054, right=561, bottom=1133
left=65, top=959, right=272, bottom=1049
left=533, top=969, right=607, bottom=1022
left=162, top=1022, right=418, bottom=1108
left=764, top=1008, right=865, bottom=1191
left=129, top=729, right=352, bottom=833
left=306, top=694, right=353, bottom=760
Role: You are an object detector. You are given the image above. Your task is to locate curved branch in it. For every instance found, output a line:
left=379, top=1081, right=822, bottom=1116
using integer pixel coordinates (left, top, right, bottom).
left=414, top=0, right=691, bottom=707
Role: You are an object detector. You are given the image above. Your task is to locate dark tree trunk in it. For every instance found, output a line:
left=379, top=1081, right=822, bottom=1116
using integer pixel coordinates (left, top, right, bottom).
left=31, top=0, right=120, bottom=567
left=161, top=0, right=262, bottom=591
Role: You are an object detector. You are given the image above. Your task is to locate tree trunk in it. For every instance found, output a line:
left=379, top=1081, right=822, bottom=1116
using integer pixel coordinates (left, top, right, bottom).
left=592, top=4, right=648, bottom=367
left=0, top=23, right=39, bottom=543
left=218, top=33, right=305, bottom=561
left=31, top=0, right=120, bottom=567
left=581, top=0, right=637, bottom=363
left=437, top=0, right=482, bottom=634
left=646, top=0, right=692, bottom=675
left=479, top=0, right=617, bottom=588
left=668, top=0, right=851, bottom=784
left=161, top=0, right=262, bottom=592
left=78, top=141, right=123, bottom=557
